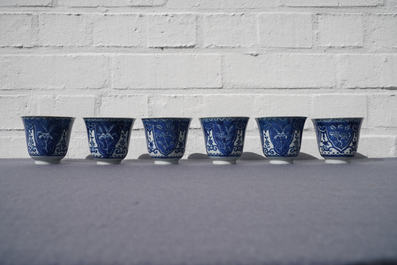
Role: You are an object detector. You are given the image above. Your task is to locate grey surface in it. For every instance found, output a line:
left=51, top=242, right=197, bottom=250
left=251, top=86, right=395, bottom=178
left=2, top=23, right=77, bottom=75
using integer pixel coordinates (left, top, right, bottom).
left=0, top=157, right=397, bottom=265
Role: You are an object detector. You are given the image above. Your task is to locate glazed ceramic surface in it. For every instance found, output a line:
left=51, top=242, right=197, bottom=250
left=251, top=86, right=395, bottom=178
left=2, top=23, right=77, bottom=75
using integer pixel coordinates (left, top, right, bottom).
left=312, top=118, right=363, bottom=164
left=21, top=116, right=75, bottom=164
left=200, top=117, right=249, bottom=164
left=84, top=118, right=135, bottom=165
left=142, top=118, right=191, bottom=164
left=256, top=117, right=306, bottom=164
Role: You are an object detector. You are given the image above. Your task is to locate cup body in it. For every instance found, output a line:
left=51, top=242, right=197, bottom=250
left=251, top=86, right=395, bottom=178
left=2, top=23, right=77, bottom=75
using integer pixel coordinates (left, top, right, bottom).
left=84, top=117, right=135, bottom=165
left=312, top=118, right=363, bottom=164
left=21, top=116, right=75, bottom=164
left=142, top=118, right=191, bottom=165
left=200, top=117, right=249, bottom=164
left=256, top=117, right=306, bottom=164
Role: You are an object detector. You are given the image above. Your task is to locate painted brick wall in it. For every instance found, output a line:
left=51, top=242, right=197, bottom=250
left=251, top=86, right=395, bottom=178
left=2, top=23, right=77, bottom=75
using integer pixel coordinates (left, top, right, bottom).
left=0, top=0, right=396, bottom=159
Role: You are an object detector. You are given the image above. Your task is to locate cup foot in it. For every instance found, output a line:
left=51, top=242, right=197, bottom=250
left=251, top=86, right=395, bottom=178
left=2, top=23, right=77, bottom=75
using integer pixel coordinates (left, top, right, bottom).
left=154, top=159, right=179, bottom=165
left=324, top=158, right=351, bottom=164
left=32, top=156, right=63, bottom=165
left=210, top=157, right=238, bottom=165
left=96, top=160, right=122, bottom=165
left=34, top=160, right=61, bottom=165
left=268, top=158, right=294, bottom=165
left=213, top=160, right=236, bottom=165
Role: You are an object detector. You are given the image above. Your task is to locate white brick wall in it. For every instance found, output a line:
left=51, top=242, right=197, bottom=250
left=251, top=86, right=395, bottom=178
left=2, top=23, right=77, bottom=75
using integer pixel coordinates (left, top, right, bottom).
left=204, top=13, right=256, bottom=48
left=258, top=13, right=313, bottom=48
left=0, top=14, right=33, bottom=47
left=368, top=14, right=397, bottom=49
left=0, top=0, right=51, bottom=7
left=148, top=14, right=196, bottom=48
left=0, top=0, right=397, bottom=160
left=92, top=14, right=145, bottom=47
left=317, top=14, right=363, bottom=47
left=38, top=13, right=91, bottom=47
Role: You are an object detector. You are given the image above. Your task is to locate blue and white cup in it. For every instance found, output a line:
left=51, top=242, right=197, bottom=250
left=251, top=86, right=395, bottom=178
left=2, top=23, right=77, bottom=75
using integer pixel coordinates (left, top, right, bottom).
left=142, top=118, right=191, bottom=165
left=83, top=117, right=135, bottom=165
left=200, top=117, right=249, bottom=165
left=256, top=117, right=306, bottom=164
left=21, top=116, right=75, bottom=165
left=312, top=118, right=363, bottom=164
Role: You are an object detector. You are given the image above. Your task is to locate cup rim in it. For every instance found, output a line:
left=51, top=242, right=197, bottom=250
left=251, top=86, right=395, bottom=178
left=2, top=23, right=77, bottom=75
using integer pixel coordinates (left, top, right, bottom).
left=83, top=117, right=135, bottom=119
left=199, top=116, right=250, bottom=120
left=311, top=117, right=364, bottom=121
left=141, top=117, right=192, bottom=120
left=255, top=116, right=307, bottom=119
left=21, top=115, right=76, bottom=119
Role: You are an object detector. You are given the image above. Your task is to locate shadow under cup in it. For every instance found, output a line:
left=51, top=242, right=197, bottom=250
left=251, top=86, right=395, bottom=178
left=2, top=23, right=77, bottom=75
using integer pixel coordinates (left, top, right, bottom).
left=256, top=117, right=306, bottom=164
left=84, top=118, right=135, bottom=165
left=21, top=116, right=75, bottom=165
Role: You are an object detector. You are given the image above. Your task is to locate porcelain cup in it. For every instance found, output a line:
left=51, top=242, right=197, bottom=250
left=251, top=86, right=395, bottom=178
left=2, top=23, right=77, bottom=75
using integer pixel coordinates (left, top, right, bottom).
left=312, top=118, right=363, bottom=164
left=256, top=117, right=306, bottom=164
left=83, top=117, right=135, bottom=165
left=200, top=117, right=249, bottom=165
left=142, top=118, right=191, bottom=165
left=21, top=116, right=75, bottom=165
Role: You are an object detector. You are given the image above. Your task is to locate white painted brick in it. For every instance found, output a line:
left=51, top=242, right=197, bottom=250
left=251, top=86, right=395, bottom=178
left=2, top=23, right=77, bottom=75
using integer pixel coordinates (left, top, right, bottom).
left=0, top=135, right=29, bottom=159
left=66, top=132, right=91, bottom=159
left=388, top=0, right=397, bottom=7
left=300, top=136, right=322, bottom=160
left=0, top=0, right=51, bottom=6
left=368, top=94, right=397, bottom=128
left=166, top=0, right=277, bottom=9
left=202, top=94, right=254, bottom=117
left=339, top=54, right=397, bottom=89
left=28, top=95, right=96, bottom=132
left=148, top=14, right=196, bottom=48
left=368, top=14, right=397, bottom=49
left=317, top=14, right=363, bottom=47
left=204, top=13, right=256, bottom=48
left=258, top=13, right=313, bottom=48
left=254, top=95, right=312, bottom=129
left=311, top=94, right=367, bottom=127
left=93, top=14, right=144, bottom=47
left=0, top=55, right=109, bottom=89
left=242, top=136, right=266, bottom=157
left=0, top=96, right=29, bottom=130
left=100, top=95, right=148, bottom=129
left=202, top=94, right=256, bottom=130
left=112, top=54, right=222, bottom=89
left=59, top=0, right=164, bottom=7
left=148, top=95, right=204, bottom=128
left=223, top=53, right=336, bottom=89
left=359, top=136, right=396, bottom=157
left=395, top=137, right=397, bottom=157
left=0, top=14, right=33, bottom=47
left=185, top=131, right=208, bottom=158
left=125, top=136, right=149, bottom=159
left=38, top=14, right=90, bottom=47
left=281, top=0, right=383, bottom=7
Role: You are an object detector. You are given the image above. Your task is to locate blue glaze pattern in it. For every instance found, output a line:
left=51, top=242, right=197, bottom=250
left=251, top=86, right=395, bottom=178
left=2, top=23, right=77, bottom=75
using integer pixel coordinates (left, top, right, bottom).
left=142, top=118, right=191, bottom=160
left=200, top=117, right=249, bottom=158
left=312, top=118, right=363, bottom=157
left=84, top=118, right=134, bottom=160
left=21, top=116, right=74, bottom=157
left=256, top=117, right=306, bottom=158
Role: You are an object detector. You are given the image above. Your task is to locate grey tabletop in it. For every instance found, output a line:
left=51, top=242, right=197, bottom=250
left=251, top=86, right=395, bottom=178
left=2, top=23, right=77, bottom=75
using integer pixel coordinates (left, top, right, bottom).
left=1, top=156, right=397, bottom=265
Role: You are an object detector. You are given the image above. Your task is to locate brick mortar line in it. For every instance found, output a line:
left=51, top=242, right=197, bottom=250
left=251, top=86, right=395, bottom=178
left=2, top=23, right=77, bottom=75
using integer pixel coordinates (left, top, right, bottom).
left=0, top=52, right=396, bottom=56
left=1, top=7, right=396, bottom=12
left=2, top=10, right=397, bottom=14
